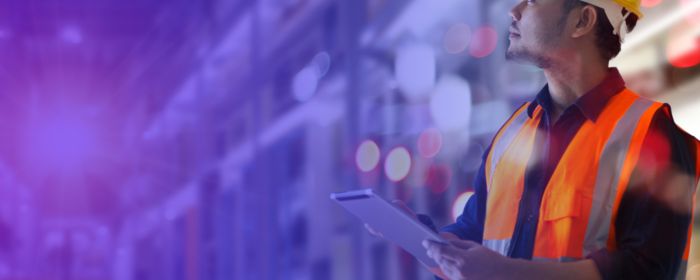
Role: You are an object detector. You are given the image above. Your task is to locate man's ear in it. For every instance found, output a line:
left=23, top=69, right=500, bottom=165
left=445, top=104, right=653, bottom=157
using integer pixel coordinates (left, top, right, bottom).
left=571, top=5, right=598, bottom=39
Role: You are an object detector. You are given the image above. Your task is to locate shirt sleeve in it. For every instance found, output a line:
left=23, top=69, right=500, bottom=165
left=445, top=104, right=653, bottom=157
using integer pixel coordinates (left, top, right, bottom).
left=588, top=106, right=697, bottom=280
left=440, top=145, right=490, bottom=243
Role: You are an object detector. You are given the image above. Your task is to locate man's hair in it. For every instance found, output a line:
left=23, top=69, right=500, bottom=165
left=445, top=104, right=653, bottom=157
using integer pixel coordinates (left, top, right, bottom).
left=562, top=0, right=639, bottom=61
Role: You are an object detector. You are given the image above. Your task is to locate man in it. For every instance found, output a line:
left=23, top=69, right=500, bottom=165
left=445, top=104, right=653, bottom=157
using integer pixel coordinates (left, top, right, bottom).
left=419, top=0, right=700, bottom=279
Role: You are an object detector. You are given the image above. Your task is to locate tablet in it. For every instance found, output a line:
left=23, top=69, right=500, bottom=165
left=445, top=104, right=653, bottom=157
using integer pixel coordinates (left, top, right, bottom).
left=330, top=189, right=447, bottom=268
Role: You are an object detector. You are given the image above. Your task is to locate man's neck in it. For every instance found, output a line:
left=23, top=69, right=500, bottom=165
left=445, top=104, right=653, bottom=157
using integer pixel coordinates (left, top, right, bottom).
left=542, top=55, right=609, bottom=122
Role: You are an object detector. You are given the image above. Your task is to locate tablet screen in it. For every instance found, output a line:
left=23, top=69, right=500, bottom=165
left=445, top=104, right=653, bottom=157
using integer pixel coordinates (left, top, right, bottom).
left=331, top=189, right=447, bottom=268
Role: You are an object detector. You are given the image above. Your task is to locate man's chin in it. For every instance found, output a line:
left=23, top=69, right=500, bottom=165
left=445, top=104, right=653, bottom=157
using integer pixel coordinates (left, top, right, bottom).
left=505, top=49, right=525, bottom=62
left=506, top=50, right=551, bottom=69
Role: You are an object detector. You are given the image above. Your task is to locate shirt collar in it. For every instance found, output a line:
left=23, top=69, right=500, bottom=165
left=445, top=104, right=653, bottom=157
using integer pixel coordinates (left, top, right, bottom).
left=527, top=68, right=626, bottom=122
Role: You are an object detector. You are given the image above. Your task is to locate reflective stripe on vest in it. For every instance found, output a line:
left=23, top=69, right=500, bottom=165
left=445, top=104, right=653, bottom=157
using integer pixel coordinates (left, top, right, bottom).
left=581, top=97, right=656, bottom=256
left=483, top=103, right=541, bottom=254
left=482, top=89, right=662, bottom=260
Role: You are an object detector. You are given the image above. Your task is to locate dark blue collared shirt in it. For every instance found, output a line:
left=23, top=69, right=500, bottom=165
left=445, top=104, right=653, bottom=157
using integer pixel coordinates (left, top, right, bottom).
left=441, top=68, right=697, bottom=280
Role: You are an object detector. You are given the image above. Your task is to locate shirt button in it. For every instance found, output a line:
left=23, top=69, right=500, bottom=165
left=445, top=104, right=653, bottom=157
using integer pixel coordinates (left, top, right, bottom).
left=527, top=214, right=535, bottom=222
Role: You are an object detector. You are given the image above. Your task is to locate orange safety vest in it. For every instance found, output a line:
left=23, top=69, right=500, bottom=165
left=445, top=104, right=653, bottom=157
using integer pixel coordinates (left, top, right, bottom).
left=481, top=89, right=700, bottom=278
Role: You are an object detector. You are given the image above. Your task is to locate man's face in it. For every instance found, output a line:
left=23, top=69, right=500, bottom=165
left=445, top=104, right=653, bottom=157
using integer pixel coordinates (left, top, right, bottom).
left=506, top=0, right=572, bottom=68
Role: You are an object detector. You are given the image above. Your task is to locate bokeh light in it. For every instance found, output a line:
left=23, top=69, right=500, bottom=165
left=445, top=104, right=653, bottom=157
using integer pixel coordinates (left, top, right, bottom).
left=417, top=127, right=443, bottom=158
left=429, top=74, right=472, bottom=131
left=356, top=140, right=381, bottom=172
left=384, top=147, right=412, bottom=182
left=395, top=44, right=437, bottom=101
left=443, top=23, right=472, bottom=54
left=469, top=26, right=498, bottom=58
left=681, top=0, right=700, bottom=25
left=451, top=191, right=474, bottom=222
left=311, top=51, right=332, bottom=77
left=292, top=66, right=319, bottom=101
left=425, top=164, right=452, bottom=194
left=666, top=20, right=700, bottom=68
left=641, top=0, right=662, bottom=8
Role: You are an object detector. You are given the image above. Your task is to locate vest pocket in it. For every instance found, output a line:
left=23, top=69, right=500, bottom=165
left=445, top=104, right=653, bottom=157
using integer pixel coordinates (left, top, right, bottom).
left=542, top=190, right=583, bottom=221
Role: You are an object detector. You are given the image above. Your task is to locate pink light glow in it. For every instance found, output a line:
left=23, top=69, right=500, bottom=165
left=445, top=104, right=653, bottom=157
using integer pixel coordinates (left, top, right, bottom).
left=469, top=26, right=498, bottom=58
left=356, top=139, right=381, bottom=172
left=425, top=164, right=451, bottom=194
left=384, top=147, right=412, bottom=182
left=417, top=127, right=443, bottom=158
left=641, top=0, right=662, bottom=8
left=666, top=20, right=700, bottom=68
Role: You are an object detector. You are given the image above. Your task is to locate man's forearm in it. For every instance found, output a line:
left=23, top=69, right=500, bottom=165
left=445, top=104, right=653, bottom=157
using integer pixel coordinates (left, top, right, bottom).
left=504, top=258, right=602, bottom=280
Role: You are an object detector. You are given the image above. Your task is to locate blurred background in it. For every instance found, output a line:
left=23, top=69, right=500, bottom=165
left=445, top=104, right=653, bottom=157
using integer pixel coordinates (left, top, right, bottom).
left=0, top=0, right=697, bottom=279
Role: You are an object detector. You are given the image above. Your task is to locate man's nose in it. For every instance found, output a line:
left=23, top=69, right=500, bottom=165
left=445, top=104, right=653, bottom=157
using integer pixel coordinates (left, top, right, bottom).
left=509, top=1, right=524, bottom=21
